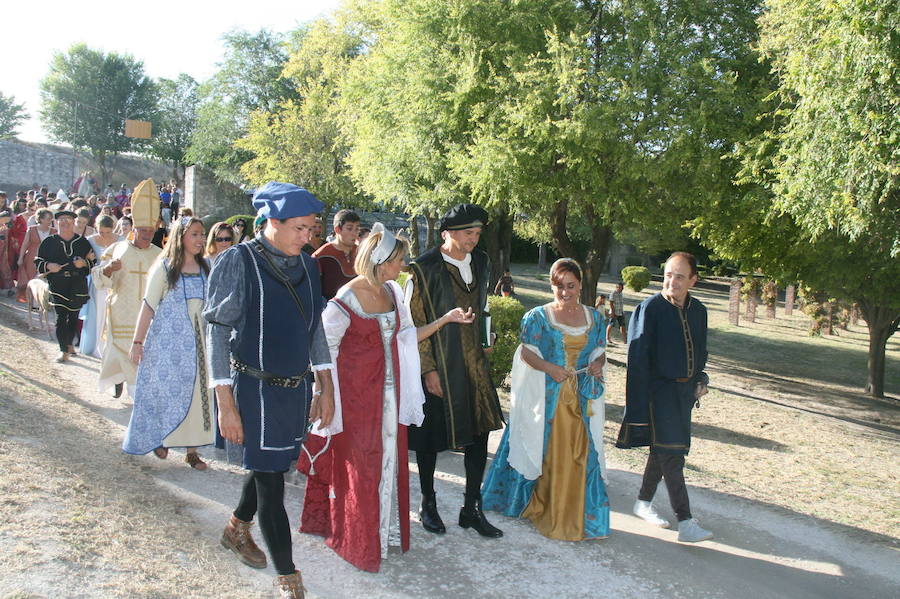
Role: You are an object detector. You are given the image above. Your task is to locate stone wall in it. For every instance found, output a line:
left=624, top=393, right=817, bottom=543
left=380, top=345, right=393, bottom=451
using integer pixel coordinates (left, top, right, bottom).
left=184, top=165, right=253, bottom=225
left=0, top=139, right=173, bottom=197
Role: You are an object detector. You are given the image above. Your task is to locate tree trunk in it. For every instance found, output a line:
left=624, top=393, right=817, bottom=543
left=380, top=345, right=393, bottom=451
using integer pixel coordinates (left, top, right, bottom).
left=408, top=214, right=420, bottom=258
left=538, top=243, right=547, bottom=269
left=745, top=295, right=756, bottom=323
left=728, top=280, right=741, bottom=325
left=482, top=211, right=513, bottom=291
left=857, top=301, right=900, bottom=398
left=425, top=214, right=437, bottom=248
left=784, top=284, right=795, bottom=315
left=766, top=303, right=776, bottom=319
left=548, top=199, right=611, bottom=306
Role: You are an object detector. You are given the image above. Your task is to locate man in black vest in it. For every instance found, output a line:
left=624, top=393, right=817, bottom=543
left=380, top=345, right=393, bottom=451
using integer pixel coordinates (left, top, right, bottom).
left=407, top=203, right=505, bottom=538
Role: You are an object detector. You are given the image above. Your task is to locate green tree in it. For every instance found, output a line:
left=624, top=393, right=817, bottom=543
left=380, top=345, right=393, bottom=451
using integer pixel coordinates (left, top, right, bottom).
left=692, top=0, right=899, bottom=397
left=148, top=74, right=199, bottom=184
left=186, top=29, right=298, bottom=183
left=0, top=93, right=28, bottom=139
left=237, top=15, right=370, bottom=209
left=340, top=0, right=765, bottom=301
left=39, top=44, right=157, bottom=185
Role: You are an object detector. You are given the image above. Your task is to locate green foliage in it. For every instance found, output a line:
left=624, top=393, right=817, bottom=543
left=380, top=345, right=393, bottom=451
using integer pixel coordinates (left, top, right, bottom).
left=0, top=92, right=27, bottom=139
left=337, top=0, right=766, bottom=305
left=237, top=15, right=369, bottom=209
left=487, top=295, right=527, bottom=387
left=741, top=276, right=762, bottom=301
left=757, top=0, right=899, bottom=257
left=689, top=0, right=899, bottom=396
left=39, top=44, right=157, bottom=183
left=148, top=74, right=199, bottom=176
left=621, top=266, right=651, bottom=293
left=225, top=214, right=256, bottom=239
left=186, top=29, right=298, bottom=183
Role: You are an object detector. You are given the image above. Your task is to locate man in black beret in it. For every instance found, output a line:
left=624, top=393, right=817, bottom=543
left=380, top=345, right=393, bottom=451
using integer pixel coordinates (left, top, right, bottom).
left=35, top=210, right=94, bottom=362
left=407, top=203, right=505, bottom=538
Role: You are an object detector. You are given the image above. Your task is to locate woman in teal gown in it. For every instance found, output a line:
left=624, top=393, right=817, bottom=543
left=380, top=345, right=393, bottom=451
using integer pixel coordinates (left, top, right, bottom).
left=481, top=259, right=610, bottom=541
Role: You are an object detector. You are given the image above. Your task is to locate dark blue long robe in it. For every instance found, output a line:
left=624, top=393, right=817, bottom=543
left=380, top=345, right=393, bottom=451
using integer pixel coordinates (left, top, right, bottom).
left=616, top=292, right=708, bottom=455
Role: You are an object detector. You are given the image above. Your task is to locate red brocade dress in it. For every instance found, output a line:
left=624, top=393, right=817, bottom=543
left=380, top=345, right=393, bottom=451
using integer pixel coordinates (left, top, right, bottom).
left=299, top=281, right=424, bottom=573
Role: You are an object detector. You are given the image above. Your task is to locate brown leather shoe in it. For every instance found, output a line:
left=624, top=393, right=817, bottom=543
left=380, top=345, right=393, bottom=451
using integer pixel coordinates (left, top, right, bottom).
left=221, top=515, right=267, bottom=569
left=274, top=570, right=305, bottom=599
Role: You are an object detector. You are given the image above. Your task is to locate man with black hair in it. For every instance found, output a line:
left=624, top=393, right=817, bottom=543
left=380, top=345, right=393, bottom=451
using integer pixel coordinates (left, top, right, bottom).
left=407, top=203, right=505, bottom=539
left=312, top=208, right=360, bottom=299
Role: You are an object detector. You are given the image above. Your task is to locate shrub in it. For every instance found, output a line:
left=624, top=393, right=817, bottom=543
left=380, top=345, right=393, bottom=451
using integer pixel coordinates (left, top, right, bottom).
left=621, top=266, right=651, bottom=293
left=225, top=214, right=257, bottom=239
left=487, top=295, right=526, bottom=387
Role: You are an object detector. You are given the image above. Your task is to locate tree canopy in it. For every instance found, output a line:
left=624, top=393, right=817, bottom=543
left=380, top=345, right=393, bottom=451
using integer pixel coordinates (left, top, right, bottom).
left=186, top=29, right=298, bottom=183
left=39, top=44, right=157, bottom=184
left=336, top=0, right=765, bottom=300
left=237, top=14, right=370, bottom=208
left=691, top=0, right=900, bottom=397
left=0, top=93, right=28, bottom=140
left=148, top=74, right=200, bottom=182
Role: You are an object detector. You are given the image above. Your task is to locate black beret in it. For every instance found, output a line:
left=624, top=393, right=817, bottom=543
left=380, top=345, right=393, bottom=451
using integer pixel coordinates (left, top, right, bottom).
left=439, top=203, right=489, bottom=232
left=54, top=210, right=77, bottom=220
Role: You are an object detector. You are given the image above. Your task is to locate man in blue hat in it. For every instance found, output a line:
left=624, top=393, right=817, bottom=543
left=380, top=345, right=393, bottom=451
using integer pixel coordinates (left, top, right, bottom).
left=204, top=182, right=335, bottom=599
left=407, top=203, right=505, bottom=539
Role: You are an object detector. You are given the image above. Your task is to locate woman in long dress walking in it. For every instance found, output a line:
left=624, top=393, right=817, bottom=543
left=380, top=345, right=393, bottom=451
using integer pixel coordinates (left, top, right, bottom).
left=299, top=223, right=474, bottom=572
left=481, top=258, right=610, bottom=541
left=122, top=216, right=213, bottom=470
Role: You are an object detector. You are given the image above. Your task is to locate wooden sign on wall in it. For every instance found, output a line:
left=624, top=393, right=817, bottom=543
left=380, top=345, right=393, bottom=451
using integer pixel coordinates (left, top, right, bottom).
left=124, top=119, right=152, bottom=139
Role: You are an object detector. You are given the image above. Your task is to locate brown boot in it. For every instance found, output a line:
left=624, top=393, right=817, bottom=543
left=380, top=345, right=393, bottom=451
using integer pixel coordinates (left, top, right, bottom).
left=274, top=570, right=305, bottom=599
left=221, top=515, right=267, bottom=569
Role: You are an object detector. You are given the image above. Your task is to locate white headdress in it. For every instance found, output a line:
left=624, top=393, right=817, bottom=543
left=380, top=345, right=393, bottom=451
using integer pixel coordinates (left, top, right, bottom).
left=370, top=222, right=397, bottom=265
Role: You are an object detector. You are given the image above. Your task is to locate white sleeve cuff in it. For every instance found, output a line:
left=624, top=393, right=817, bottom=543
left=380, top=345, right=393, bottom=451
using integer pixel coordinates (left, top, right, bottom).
left=210, top=377, right=232, bottom=388
left=312, top=363, right=334, bottom=372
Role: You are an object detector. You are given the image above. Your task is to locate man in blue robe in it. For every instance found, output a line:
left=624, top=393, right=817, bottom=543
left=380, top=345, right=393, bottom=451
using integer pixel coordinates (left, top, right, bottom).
left=616, top=251, right=713, bottom=543
left=204, top=182, right=335, bottom=599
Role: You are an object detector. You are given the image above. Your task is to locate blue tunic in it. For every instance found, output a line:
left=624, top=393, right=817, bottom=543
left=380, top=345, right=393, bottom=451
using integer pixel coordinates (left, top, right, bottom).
left=481, top=306, right=610, bottom=540
left=205, top=240, right=324, bottom=473
left=616, top=292, right=708, bottom=455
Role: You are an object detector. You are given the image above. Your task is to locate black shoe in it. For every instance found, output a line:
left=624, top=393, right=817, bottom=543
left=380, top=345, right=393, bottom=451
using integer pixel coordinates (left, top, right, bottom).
left=459, top=495, right=503, bottom=538
left=420, top=492, right=446, bottom=534
left=113, top=383, right=123, bottom=398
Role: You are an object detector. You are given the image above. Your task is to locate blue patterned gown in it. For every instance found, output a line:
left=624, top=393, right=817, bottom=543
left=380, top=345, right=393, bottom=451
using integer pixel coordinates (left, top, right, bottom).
left=123, top=261, right=213, bottom=454
left=482, top=305, right=610, bottom=540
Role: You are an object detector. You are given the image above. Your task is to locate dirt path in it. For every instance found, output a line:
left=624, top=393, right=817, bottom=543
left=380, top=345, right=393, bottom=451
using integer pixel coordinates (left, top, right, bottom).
left=1, top=296, right=898, bottom=599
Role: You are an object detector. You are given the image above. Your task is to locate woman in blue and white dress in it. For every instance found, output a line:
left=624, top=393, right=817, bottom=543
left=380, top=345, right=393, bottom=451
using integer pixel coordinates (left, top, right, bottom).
left=122, top=216, right=214, bottom=470
left=481, top=258, right=610, bottom=541
left=79, top=215, right=121, bottom=357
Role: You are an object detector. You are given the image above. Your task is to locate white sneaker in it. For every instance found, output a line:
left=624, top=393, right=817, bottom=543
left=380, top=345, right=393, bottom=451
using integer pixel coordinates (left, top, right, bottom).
left=677, top=518, right=713, bottom=542
left=633, top=500, right=670, bottom=528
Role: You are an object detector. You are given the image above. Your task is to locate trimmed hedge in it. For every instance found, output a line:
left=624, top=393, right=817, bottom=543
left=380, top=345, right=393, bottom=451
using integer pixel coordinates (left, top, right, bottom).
left=487, top=295, right=526, bottom=387
left=621, top=266, right=651, bottom=293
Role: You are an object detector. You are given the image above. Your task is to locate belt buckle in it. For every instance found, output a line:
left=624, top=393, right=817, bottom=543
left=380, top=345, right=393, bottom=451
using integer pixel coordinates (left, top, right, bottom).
left=285, top=377, right=301, bottom=389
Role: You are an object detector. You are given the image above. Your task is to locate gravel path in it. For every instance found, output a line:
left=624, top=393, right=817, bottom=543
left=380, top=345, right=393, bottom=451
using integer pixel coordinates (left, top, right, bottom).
left=1, top=295, right=897, bottom=599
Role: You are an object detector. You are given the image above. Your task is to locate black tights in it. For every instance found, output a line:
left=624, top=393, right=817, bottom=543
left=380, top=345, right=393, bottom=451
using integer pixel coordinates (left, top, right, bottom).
left=416, top=432, right=489, bottom=500
left=638, top=452, right=692, bottom=521
left=233, top=471, right=294, bottom=575
left=55, top=309, right=79, bottom=352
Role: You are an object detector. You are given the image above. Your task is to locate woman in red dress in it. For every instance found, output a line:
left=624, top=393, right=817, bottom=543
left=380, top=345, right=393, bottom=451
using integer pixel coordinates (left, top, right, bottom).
left=299, top=223, right=474, bottom=572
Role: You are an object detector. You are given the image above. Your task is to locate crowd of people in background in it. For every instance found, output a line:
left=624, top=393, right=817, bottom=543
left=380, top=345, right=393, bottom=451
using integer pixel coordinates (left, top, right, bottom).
left=0, top=177, right=711, bottom=599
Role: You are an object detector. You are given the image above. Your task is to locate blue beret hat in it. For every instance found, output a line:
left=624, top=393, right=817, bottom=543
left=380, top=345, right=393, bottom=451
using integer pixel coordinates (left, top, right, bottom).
left=252, top=182, right=324, bottom=220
